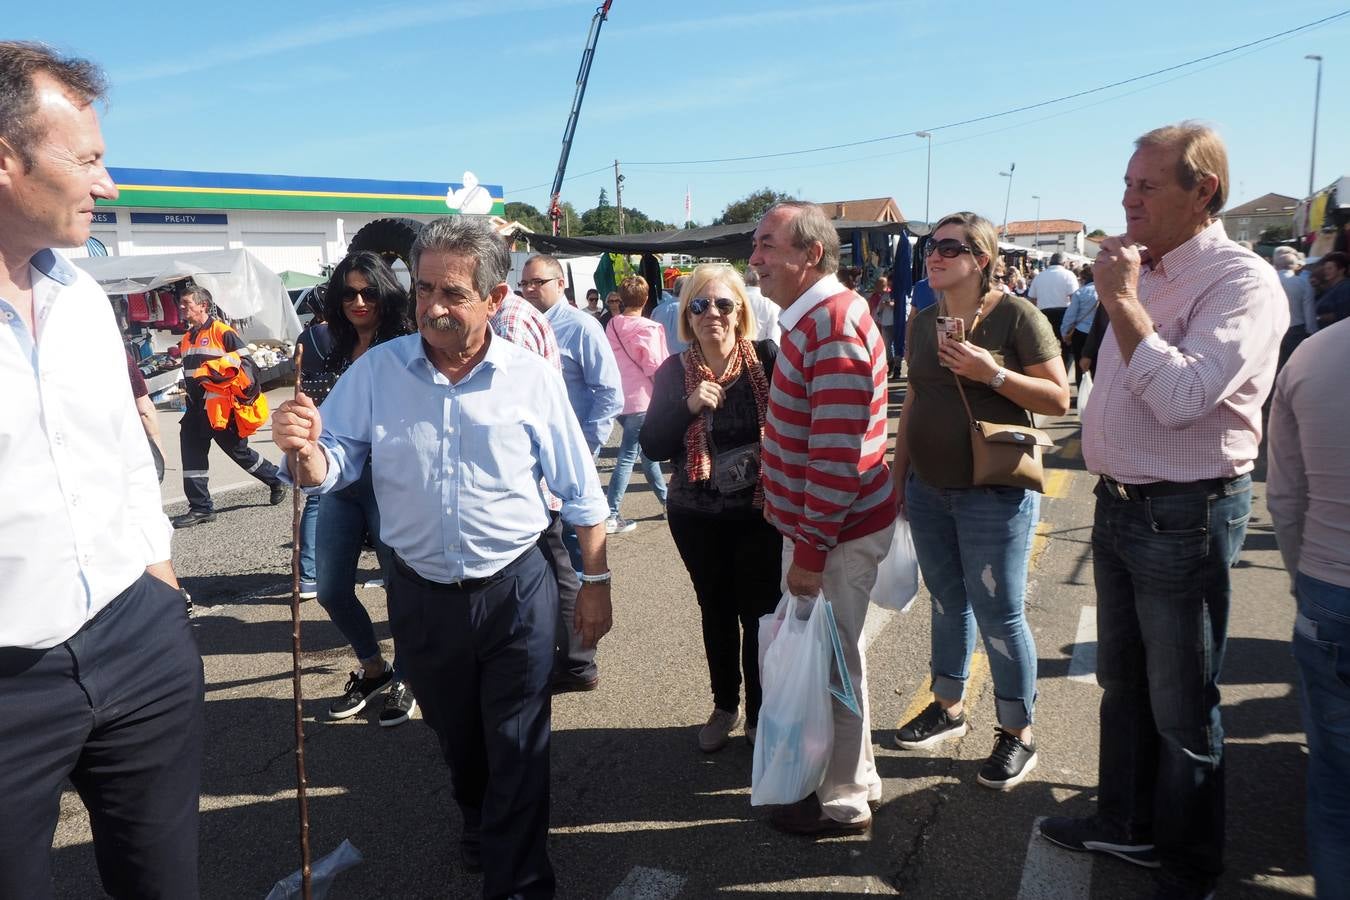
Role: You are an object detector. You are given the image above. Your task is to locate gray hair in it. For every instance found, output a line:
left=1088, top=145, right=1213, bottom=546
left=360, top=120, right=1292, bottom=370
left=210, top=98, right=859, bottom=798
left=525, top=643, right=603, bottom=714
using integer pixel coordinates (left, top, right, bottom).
left=1272, top=246, right=1301, bottom=270
left=0, top=41, right=107, bottom=170
left=671, top=274, right=688, bottom=295
left=742, top=266, right=760, bottom=286
left=763, top=201, right=840, bottom=274
left=411, top=217, right=510, bottom=300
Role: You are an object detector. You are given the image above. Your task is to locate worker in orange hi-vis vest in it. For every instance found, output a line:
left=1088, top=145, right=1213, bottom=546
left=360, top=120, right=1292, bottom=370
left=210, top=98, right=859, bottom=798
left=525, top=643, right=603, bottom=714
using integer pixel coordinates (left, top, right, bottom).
left=171, top=283, right=284, bottom=528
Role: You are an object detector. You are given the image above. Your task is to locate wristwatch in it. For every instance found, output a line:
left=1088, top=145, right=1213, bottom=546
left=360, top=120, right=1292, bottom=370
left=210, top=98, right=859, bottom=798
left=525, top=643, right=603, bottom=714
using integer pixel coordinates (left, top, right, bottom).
left=578, top=570, right=612, bottom=585
left=988, top=368, right=1009, bottom=389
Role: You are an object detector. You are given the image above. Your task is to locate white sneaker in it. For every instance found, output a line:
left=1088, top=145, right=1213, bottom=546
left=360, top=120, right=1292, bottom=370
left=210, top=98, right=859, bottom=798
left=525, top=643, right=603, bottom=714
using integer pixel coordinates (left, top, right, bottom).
left=605, top=515, right=636, bottom=535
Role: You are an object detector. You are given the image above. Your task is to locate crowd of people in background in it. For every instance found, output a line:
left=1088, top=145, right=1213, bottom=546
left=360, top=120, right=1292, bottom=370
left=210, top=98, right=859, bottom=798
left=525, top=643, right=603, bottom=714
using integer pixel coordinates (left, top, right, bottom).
left=6, top=36, right=1349, bottom=900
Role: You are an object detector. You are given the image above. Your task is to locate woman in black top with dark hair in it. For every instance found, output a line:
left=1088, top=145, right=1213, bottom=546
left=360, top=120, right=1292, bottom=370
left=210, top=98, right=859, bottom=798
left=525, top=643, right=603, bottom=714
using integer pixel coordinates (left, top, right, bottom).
left=297, top=251, right=418, bottom=727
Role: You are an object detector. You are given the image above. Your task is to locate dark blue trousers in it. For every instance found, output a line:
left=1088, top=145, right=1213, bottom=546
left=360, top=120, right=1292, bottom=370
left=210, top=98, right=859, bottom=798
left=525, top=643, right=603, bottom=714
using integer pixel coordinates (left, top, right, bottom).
left=387, top=546, right=557, bottom=900
left=0, top=572, right=205, bottom=899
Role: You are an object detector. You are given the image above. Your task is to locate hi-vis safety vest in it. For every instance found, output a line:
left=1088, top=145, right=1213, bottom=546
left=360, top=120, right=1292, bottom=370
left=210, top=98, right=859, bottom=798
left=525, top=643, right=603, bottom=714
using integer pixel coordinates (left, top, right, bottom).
left=179, top=319, right=269, bottom=437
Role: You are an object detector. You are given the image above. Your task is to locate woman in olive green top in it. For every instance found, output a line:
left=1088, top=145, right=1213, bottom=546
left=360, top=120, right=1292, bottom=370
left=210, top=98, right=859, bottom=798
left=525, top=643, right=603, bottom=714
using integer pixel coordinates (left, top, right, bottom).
left=891, top=211, right=1069, bottom=791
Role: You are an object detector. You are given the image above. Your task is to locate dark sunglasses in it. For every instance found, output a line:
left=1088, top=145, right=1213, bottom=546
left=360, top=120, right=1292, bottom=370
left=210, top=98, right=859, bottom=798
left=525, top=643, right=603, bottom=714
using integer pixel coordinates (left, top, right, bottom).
left=924, top=239, right=976, bottom=259
left=340, top=286, right=380, bottom=303
left=688, top=297, right=737, bottom=316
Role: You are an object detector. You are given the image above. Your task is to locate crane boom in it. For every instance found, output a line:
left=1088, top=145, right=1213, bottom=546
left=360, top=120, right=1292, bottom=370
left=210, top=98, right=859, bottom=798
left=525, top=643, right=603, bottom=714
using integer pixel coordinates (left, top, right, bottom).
left=548, top=1, right=613, bottom=235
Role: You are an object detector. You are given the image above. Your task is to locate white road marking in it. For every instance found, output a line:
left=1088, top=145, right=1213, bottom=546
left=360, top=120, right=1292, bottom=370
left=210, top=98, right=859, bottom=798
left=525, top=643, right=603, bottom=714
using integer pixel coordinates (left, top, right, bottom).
left=1016, top=816, right=1093, bottom=899
left=862, top=606, right=896, bottom=652
left=607, top=866, right=686, bottom=900
left=1067, top=606, right=1097, bottom=685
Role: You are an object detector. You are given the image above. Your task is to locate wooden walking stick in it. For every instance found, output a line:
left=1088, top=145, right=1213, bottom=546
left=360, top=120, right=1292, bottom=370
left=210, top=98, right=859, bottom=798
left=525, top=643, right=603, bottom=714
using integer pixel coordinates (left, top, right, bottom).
left=287, top=342, right=313, bottom=900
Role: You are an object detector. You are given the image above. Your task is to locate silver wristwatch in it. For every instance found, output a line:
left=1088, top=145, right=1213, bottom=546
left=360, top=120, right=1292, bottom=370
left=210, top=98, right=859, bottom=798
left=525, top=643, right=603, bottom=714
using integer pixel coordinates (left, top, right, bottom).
left=988, top=368, right=1008, bottom=389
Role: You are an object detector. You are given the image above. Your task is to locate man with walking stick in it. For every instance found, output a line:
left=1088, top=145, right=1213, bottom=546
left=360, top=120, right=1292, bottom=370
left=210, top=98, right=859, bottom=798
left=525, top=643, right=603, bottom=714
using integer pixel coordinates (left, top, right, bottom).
left=273, top=216, right=611, bottom=900
left=0, top=41, right=204, bottom=898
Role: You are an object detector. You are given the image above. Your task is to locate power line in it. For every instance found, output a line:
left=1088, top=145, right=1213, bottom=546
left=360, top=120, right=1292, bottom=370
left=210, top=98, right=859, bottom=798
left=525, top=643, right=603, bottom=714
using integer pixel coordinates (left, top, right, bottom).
left=504, top=163, right=613, bottom=197
left=620, top=9, right=1350, bottom=168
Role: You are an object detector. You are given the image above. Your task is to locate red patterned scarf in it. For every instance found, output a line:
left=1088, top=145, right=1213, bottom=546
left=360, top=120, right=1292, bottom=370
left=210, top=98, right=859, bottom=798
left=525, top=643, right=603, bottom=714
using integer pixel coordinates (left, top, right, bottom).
left=681, top=337, right=770, bottom=506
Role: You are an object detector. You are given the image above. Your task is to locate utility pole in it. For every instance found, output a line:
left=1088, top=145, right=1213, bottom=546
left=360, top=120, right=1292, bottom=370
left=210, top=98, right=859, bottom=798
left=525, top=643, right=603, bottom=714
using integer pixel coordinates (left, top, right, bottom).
left=614, top=159, right=625, bottom=234
left=915, top=131, right=932, bottom=225
left=1032, top=194, right=1042, bottom=251
left=1305, top=54, right=1323, bottom=197
left=999, top=163, right=1016, bottom=240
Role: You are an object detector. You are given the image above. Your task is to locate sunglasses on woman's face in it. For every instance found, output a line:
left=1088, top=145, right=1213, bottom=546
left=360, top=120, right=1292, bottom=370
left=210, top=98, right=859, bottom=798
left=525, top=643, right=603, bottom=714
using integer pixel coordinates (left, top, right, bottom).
left=340, top=286, right=379, bottom=303
left=688, top=297, right=737, bottom=316
left=924, top=239, right=976, bottom=259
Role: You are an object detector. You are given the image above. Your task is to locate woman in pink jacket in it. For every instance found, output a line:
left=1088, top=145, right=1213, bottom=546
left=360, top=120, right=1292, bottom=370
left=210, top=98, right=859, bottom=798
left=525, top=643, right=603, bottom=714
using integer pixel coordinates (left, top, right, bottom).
left=604, top=275, right=670, bottom=533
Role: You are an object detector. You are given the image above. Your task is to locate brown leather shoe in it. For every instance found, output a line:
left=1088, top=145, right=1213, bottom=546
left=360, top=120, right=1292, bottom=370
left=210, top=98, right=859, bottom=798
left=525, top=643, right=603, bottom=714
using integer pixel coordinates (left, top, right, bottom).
left=551, top=673, right=600, bottom=694
left=769, top=794, right=871, bottom=836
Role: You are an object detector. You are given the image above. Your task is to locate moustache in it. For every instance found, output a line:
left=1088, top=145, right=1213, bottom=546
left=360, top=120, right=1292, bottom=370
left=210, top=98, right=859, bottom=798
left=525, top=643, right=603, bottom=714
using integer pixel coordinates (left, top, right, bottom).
left=420, top=313, right=461, bottom=332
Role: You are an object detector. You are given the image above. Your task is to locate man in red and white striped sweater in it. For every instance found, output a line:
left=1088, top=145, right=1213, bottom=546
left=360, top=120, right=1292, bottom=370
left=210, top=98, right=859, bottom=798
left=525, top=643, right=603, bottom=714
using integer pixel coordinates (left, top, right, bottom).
left=752, top=201, right=896, bottom=836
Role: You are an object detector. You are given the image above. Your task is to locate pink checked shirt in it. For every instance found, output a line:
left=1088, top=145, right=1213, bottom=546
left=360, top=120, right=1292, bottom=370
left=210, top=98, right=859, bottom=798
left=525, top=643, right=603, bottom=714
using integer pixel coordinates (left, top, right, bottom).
left=1082, top=221, right=1287, bottom=483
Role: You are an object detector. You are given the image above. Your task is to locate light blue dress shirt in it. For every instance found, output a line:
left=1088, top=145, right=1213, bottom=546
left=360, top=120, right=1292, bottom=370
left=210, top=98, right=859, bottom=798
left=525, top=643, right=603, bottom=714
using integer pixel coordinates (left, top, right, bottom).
left=297, top=332, right=608, bottom=583
left=651, top=291, right=689, bottom=356
left=542, top=301, right=623, bottom=453
left=1062, top=283, right=1099, bottom=337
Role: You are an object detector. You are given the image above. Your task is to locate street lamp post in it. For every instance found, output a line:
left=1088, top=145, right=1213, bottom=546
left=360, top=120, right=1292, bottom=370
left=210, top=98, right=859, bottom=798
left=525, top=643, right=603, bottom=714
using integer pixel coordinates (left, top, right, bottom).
left=915, top=131, right=932, bottom=226
left=1032, top=194, right=1042, bottom=252
left=1306, top=54, right=1323, bottom=197
left=999, top=164, right=1016, bottom=240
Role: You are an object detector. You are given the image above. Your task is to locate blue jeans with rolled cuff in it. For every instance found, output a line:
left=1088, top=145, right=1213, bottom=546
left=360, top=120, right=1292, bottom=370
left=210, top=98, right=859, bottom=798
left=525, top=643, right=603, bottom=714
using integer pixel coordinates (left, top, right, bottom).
left=1091, top=474, right=1250, bottom=885
left=299, top=493, right=319, bottom=586
left=316, top=463, right=401, bottom=679
left=906, top=472, right=1040, bottom=729
left=1293, top=571, right=1350, bottom=899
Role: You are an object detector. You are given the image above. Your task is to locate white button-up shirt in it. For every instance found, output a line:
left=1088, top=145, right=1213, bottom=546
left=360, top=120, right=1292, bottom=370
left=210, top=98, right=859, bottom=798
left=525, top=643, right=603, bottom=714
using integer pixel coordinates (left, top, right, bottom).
left=1, top=250, right=172, bottom=649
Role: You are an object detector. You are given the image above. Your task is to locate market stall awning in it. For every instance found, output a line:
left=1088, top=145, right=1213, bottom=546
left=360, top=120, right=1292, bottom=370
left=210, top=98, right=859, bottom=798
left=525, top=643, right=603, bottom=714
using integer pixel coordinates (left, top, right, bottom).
left=517, top=219, right=909, bottom=259
left=278, top=270, right=324, bottom=290
left=74, top=249, right=302, bottom=342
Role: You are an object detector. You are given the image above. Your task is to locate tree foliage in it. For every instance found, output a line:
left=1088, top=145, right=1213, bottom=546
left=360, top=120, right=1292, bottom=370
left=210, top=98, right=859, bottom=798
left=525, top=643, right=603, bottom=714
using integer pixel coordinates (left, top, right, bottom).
left=1259, top=223, right=1293, bottom=243
left=1087, top=228, right=1107, bottom=239
left=715, top=188, right=796, bottom=225
left=504, top=202, right=549, bottom=233
left=578, top=203, right=674, bottom=236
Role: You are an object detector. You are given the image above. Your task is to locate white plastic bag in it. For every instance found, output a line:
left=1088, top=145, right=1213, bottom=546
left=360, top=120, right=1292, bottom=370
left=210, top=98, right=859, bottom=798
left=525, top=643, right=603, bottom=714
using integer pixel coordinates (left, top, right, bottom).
left=1076, top=371, right=1093, bottom=414
left=751, top=593, right=835, bottom=806
left=869, top=517, right=921, bottom=613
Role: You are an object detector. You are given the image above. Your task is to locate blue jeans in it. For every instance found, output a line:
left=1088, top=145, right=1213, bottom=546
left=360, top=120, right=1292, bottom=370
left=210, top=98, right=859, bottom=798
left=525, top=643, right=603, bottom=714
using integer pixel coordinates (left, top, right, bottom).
left=1293, top=572, right=1350, bottom=899
left=605, top=412, right=667, bottom=517
left=1092, top=475, right=1251, bottom=884
left=299, top=493, right=319, bottom=586
left=316, top=465, right=400, bottom=677
left=906, top=472, right=1040, bottom=728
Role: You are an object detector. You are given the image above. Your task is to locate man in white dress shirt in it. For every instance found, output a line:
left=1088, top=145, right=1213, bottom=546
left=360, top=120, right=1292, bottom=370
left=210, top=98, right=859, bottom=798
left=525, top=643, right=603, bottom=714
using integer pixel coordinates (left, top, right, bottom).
left=0, top=42, right=204, bottom=898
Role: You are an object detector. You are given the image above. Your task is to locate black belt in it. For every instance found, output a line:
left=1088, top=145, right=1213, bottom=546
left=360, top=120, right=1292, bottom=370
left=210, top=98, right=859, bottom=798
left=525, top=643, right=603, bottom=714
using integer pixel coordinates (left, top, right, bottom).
left=391, top=548, right=532, bottom=593
left=1098, top=475, right=1240, bottom=502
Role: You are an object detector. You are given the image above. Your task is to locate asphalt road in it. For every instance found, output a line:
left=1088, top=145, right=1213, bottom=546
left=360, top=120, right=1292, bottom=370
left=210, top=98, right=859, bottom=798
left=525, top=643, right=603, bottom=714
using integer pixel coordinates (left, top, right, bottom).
left=50, top=381, right=1314, bottom=899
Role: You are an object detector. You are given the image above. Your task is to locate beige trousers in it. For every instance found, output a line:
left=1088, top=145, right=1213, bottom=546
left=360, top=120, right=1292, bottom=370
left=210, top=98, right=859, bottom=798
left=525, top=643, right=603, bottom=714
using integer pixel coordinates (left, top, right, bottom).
left=781, top=521, right=894, bottom=823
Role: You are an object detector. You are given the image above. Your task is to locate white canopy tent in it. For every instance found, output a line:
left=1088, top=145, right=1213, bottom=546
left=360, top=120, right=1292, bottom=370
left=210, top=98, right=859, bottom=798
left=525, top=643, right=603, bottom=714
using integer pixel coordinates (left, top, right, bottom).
left=74, top=249, right=302, bottom=342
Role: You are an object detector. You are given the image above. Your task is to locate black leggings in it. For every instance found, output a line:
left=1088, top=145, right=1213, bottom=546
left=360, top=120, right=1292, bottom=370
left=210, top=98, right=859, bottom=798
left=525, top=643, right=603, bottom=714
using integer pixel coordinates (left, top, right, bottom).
left=668, top=510, right=783, bottom=725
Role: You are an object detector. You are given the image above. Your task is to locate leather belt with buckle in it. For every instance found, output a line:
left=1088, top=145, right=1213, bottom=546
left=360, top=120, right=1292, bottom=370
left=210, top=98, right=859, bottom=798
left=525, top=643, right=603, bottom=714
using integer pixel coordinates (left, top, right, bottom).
left=1098, top=475, right=1237, bottom=502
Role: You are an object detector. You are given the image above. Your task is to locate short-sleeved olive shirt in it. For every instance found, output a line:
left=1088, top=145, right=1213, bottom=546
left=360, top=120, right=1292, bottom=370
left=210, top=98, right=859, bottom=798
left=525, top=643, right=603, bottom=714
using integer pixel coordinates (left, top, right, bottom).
left=906, top=292, right=1060, bottom=488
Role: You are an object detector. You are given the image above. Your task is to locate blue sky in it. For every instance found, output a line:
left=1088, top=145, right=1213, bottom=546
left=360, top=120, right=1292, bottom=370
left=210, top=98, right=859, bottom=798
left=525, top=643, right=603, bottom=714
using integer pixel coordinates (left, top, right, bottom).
left=15, top=1, right=1349, bottom=234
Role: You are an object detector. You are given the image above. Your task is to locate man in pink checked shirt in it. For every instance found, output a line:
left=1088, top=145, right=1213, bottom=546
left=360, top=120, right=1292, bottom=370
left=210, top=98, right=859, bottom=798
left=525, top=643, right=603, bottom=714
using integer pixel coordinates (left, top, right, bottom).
left=1037, top=123, right=1286, bottom=900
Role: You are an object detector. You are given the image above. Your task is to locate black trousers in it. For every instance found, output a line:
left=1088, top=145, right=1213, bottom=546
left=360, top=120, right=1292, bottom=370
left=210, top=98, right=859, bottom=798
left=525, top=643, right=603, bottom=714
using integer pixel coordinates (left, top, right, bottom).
left=1068, top=329, right=1089, bottom=389
left=387, top=547, right=557, bottom=900
left=538, top=513, right=592, bottom=682
left=668, top=510, right=783, bottom=725
left=179, top=405, right=281, bottom=512
left=0, top=573, right=205, bottom=899
left=1041, top=307, right=1073, bottom=374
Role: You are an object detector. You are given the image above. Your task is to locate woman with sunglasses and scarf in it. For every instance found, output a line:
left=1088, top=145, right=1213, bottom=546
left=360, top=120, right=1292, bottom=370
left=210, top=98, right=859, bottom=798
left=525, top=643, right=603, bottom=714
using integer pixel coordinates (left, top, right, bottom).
left=298, top=251, right=419, bottom=727
left=640, top=264, right=780, bottom=754
left=891, top=212, right=1068, bottom=790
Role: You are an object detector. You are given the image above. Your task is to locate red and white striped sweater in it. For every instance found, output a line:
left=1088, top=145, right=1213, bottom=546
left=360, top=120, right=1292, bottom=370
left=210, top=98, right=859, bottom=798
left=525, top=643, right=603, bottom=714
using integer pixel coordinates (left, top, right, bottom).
left=762, top=279, right=895, bottom=571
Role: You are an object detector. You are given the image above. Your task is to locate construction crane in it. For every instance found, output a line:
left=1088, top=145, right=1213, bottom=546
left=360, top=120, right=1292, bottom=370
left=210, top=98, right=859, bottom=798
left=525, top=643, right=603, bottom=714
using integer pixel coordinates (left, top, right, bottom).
left=548, top=0, right=613, bottom=235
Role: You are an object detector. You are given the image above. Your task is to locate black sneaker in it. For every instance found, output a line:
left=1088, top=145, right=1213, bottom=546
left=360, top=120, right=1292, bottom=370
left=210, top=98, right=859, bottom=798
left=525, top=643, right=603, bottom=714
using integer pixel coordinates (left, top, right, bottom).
left=978, top=727, right=1038, bottom=790
left=379, top=680, right=417, bottom=727
left=270, top=483, right=287, bottom=505
left=1038, top=814, right=1160, bottom=869
left=327, top=665, right=393, bottom=719
left=894, top=701, right=969, bottom=750
left=171, top=509, right=216, bottom=529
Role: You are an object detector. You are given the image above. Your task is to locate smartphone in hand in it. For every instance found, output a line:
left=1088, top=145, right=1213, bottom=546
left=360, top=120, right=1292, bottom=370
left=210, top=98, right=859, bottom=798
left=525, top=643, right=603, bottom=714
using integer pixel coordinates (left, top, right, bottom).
left=936, top=316, right=965, bottom=367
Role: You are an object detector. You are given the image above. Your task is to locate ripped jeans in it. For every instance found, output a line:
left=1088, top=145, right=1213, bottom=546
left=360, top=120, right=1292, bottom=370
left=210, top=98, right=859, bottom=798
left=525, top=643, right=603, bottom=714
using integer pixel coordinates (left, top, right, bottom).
left=906, top=472, right=1040, bottom=729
